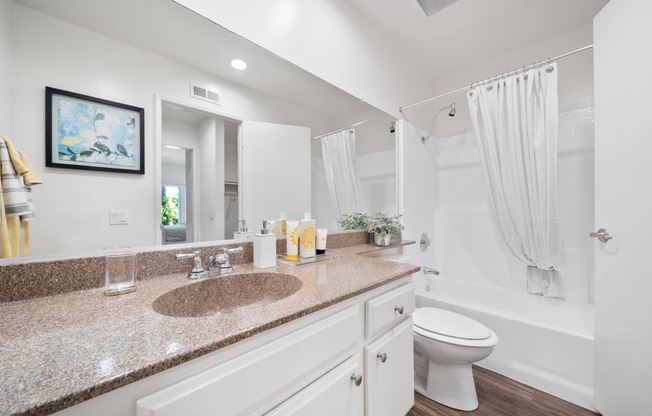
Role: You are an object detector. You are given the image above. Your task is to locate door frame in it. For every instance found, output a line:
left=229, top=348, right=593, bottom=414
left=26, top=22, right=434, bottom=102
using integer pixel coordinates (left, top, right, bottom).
left=154, top=95, right=242, bottom=245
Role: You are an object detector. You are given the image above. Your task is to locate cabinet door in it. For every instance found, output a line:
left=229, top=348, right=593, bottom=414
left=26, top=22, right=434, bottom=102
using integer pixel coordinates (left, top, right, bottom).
left=266, top=355, right=364, bottom=416
left=137, top=306, right=360, bottom=416
left=365, top=318, right=414, bottom=416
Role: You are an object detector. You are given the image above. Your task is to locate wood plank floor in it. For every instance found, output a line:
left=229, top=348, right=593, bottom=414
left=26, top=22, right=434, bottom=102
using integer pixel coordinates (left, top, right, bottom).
left=407, top=366, right=600, bottom=416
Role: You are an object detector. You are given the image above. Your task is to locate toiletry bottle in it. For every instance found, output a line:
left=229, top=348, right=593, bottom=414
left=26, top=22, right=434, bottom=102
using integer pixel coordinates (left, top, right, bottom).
left=299, top=213, right=316, bottom=258
left=276, top=212, right=288, bottom=236
left=254, top=220, right=276, bottom=269
left=316, top=228, right=328, bottom=255
left=233, top=219, right=255, bottom=240
left=286, top=220, right=300, bottom=260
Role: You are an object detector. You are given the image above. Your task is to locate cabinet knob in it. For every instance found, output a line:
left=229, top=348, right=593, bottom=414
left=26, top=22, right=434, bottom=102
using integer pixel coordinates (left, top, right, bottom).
left=377, top=352, right=388, bottom=363
left=394, top=305, right=404, bottom=315
left=351, top=373, right=363, bottom=386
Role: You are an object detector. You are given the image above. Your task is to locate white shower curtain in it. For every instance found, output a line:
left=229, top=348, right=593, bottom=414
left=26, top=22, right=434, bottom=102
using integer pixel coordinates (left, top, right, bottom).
left=467, top=63, right=565, bottom=298
left=320, top=129, right=366, bottom=219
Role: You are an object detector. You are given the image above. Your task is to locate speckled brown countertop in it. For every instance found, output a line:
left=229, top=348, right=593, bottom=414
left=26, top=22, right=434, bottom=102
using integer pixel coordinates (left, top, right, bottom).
left=0, top=244, right=419, bottom=416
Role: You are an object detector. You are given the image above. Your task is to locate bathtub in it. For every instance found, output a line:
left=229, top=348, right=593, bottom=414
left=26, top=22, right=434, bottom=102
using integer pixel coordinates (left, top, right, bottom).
left=415, top=278, right=595, bottom=410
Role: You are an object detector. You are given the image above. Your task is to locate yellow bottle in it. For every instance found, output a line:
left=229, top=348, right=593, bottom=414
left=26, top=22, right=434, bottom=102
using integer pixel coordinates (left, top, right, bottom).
left=299, top=213, right=316, bottom=258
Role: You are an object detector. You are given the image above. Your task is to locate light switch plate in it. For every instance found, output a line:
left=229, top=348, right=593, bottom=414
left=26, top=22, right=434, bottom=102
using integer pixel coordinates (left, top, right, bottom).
left=109, top=210, right=129, bottom=225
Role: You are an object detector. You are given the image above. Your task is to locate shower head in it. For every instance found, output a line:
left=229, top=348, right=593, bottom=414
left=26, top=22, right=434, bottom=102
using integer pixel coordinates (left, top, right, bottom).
left=421, top=102, right=456, bottom=143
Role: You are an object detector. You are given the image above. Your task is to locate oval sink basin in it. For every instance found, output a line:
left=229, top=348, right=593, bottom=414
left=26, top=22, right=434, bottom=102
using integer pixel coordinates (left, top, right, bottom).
left=153, top=273, right=303, bottom=318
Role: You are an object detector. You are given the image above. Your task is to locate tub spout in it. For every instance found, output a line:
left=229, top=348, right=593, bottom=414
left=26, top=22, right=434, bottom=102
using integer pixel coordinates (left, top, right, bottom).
left=424, top=267, right=440, bottom=275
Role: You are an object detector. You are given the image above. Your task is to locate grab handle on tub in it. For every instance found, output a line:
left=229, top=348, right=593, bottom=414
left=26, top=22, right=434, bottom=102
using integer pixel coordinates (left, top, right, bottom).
left=423, top=267, right=440, bottom=275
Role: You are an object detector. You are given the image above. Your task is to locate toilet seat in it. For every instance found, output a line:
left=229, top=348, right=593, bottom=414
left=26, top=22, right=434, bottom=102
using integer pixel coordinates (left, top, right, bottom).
left=413, top=307, right=498, bottom=348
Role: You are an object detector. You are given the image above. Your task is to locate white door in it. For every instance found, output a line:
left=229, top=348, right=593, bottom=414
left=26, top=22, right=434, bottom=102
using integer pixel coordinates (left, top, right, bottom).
left=240, top=121, right=311, bottom=233
left=593, top=1, right=652, bottom=414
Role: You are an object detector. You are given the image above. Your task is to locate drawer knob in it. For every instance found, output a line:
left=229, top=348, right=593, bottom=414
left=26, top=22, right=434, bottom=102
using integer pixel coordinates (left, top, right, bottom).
left=377, top=352, right=388, bottom=363
left=351, top=374, right=363, bottom=386
left=394, top=305, right=404, bottom=315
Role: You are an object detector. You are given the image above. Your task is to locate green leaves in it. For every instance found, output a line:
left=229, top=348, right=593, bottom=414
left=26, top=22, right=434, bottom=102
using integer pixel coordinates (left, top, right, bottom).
left=94, top=113, right=105, bottom=121
left=116, top=144, right=128, bottom=156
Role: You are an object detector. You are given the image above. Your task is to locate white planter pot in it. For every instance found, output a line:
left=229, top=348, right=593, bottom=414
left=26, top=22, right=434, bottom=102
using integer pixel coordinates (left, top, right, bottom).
left=374, top=234, right=391, bottom=247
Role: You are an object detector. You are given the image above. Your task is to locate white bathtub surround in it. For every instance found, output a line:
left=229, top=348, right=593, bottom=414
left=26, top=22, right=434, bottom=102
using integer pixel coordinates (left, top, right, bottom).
left=320, top=129, right=366, bottom=219
left=467, top=64, right=564, bottom=298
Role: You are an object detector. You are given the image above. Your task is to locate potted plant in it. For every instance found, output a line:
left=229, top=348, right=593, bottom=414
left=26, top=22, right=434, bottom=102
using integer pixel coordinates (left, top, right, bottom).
left=367, top=212, right=403, bottom=247
left=339, top=212, right=371, bottom=230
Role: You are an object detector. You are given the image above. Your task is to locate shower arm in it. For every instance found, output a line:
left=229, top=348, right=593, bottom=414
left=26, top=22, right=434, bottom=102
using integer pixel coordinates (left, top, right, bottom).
left=422, top=104, right=453, bottom=143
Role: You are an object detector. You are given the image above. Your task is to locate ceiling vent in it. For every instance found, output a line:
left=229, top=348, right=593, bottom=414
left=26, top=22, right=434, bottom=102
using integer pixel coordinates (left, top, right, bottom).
left=189, top=83, right=221, bottom=105
left=415, top=0, right=461, bottom=17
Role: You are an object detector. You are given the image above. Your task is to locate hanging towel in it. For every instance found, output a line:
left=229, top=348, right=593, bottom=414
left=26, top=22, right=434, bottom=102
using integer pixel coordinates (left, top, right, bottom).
left=0, top=136, right=42, bottom=258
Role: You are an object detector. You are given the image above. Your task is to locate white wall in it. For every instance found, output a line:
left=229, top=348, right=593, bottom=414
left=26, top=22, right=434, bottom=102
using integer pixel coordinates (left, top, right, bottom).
left=161, top=162, right=185, bottom=185
left=10, top=4, right=329, bottom=256
left=172, top=0, right=436, bottom=117
left=0, top=0, right=15, bottom=140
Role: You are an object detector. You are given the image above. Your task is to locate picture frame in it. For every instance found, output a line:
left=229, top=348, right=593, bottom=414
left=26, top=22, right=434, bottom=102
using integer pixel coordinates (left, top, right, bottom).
left=45, top=87, right=145, bottom=174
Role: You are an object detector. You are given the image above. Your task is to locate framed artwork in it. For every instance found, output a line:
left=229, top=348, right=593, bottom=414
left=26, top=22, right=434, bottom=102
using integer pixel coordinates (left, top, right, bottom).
left=45, top=87, right=145, bottom=174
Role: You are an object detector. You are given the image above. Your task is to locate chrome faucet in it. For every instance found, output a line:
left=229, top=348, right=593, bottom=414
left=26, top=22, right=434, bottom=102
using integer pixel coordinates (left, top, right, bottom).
left=176, top=250, right=209, bottom=279
left=215, top=246, right=244, bottom=275
left=423, top=267, right=440, bottom=275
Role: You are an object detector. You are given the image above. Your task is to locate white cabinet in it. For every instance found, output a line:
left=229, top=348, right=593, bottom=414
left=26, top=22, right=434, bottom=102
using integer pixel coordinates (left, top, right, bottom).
left=364, top=319, right=414, bottom=416
left=266, top=355, right=364, bottom=416
left=365, top=284, right=415, bottom=339
left=55, top=278, right=415, bottom=416
left=137, top=306, right=360, bottom=416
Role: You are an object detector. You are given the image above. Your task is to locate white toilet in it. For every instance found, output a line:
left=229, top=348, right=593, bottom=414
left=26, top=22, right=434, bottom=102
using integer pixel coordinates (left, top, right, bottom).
left=413, top=307, right=499, bottom=411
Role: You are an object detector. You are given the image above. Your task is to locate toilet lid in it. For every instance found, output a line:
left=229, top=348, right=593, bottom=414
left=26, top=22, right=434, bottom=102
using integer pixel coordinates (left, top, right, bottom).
left=413, top=308, right=492, bottom=340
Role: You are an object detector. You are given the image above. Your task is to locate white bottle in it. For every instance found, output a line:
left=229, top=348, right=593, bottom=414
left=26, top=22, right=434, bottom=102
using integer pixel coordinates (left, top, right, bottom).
left=233, top=219, right=255, bottom=240
left=254, top=220, right=276, bottom=269
left=299, top=213, right=316, bottom=258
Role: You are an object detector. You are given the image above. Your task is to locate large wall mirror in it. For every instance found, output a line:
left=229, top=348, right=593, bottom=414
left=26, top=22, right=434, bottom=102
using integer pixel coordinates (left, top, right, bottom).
left=1, top=0, right=397, bottom=261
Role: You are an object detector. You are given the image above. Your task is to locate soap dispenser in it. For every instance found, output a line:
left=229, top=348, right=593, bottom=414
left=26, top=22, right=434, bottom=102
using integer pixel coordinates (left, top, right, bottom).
left=233, top=219, right=255, bottom=240
left=254, top=220, right=277, bottom=269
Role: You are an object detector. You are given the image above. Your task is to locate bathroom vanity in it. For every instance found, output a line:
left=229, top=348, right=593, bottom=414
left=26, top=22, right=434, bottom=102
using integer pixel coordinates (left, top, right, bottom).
left=0, top=242, right=418, bottom=416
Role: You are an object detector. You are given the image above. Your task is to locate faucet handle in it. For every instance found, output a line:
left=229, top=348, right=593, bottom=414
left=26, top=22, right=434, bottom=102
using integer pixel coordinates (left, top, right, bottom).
left=176, top=251, right=208, bottom=279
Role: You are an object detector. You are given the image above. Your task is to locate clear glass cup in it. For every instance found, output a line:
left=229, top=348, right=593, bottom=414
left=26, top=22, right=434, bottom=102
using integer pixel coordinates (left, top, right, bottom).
left=104, top=251, right=137, bottom=296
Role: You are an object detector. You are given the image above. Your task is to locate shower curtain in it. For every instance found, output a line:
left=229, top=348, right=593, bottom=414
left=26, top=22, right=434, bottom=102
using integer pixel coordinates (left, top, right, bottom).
left=320, top=129, right=366, bottom=219
left=467, top=63, right=564, bottom=298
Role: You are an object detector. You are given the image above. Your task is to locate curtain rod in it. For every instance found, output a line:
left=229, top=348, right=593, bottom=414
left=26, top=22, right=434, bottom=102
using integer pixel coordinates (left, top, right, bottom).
left=312, top=113, right=391, bottom=141
left=399, top=44, right=593, bottom=113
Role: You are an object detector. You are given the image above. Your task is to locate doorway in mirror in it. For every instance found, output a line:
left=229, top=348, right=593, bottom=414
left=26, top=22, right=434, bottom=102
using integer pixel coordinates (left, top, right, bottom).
left=161, top=102, right=239, bottom=244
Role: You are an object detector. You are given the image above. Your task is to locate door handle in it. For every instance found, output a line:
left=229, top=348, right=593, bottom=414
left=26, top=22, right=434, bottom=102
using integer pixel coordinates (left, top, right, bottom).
left=590, top=228, right=612, bottom=243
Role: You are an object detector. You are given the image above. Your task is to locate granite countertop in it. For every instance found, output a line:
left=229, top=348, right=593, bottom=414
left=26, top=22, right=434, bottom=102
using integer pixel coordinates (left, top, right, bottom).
left=0, top=244, right=419, bottom=416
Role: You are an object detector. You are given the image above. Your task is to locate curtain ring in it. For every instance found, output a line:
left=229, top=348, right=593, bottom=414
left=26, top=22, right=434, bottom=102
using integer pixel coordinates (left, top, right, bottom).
left=546, top=66, right=554, bottom=73
left=487, top=85, right=494, bottom=91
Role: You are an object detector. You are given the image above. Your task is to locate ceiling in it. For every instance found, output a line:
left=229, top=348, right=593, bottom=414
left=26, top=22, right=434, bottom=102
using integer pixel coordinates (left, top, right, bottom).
left=16, top=0, right=377, bottom=124
left=345, top=0, right=609, bottom=83
left=17, top=0, right=609, bottom=136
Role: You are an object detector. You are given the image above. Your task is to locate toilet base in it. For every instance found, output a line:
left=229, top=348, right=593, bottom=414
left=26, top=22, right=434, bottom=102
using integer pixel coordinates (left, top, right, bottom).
left=417, top=360, right=479, bottom=411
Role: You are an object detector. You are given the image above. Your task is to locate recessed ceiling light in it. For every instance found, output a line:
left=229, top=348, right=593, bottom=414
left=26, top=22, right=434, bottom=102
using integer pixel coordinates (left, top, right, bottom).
left=231, top=59, right=247, bottom=70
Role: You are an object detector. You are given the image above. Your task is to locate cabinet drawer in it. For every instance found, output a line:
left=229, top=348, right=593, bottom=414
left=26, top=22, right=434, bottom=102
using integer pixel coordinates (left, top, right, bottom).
left=266, top=355, right=364, bottom=416
left=365, top=283, right=415, bottom=339
left=137, top=306, right=360, bottom=416
left=365, top=318, right=414, bottom=416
